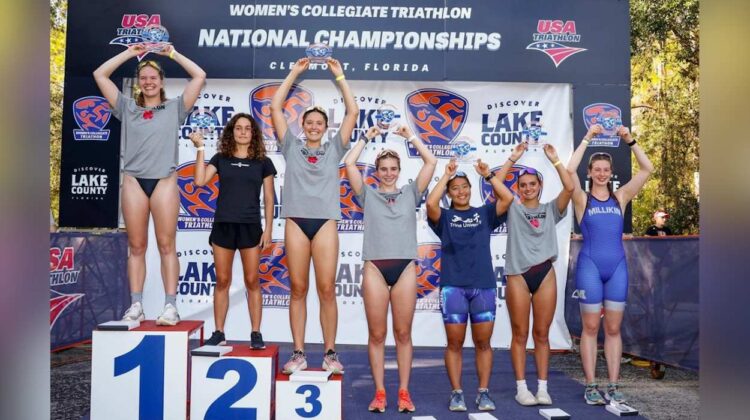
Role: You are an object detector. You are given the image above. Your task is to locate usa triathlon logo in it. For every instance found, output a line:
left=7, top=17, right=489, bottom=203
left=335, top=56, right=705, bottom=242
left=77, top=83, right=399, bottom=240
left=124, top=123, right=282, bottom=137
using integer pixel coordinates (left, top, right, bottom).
left=72, top=96, right=111, bottom=141
left=583, top=103, right=623, bottom=147
left=527, top=20, right=587, bottom=67
left=109, top=14, right=164, bottom=61
left=415, top=242, right=442, bottom=312
left=404, top=89, right=468, bottom=159
left=176, top=161, right=219, bottom=231
left=338, top=163, right=379, bottom=233
left=250, top=83, right=314, bottom=154
left=50, top=291, right=84, bottom=329
left=50, top=246, right=81, bottom=286
left=259, top=241, right=291, bottom=308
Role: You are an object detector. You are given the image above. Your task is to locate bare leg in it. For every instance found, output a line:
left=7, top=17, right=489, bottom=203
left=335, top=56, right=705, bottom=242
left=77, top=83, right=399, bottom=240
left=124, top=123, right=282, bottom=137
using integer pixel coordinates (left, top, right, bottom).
left=149, top=174, right=180, bottom=295
left=240, top=246, right=262, bottom=332
left=362, top=262, right=390, bottom=391
left=311, top=220, right=339, bottom=351
left=389, top=263, right=417, bottom=391
left=121, top=175, right=150, bottom=294
left=603, top=308, right=625, bottom=383
left=506, top=275, right=531, bottom=381
left=530, top=269, right=557, bottom=381
left=211, top=244, right=235, bottom=331
left=445, top=323, right=467, bottom=390
left=284, top=220, right=311, bottom=351
left=471, top=321, right=495, bottom=389
left=580, top=309, right=603, bottom=383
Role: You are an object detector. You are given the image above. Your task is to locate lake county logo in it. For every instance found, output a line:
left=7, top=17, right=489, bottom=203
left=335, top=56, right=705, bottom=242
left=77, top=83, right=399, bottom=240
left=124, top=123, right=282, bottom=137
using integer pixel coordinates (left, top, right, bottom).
left=70, top=166, right=108, bottom=200
left=404, top=89, right=468, bottom=159
left=109, top=14, right=164, bottom=61
left=527, top=20, right=587, bottom=67
left=177, top=247, right=215, bottom=304
left=176, top=161, right=219, bottom=231
left=415, top=242, right=442, bottom=312
left=259, top=241, right=291, bottom=308
left=50, top=290, right=84, bottom=329
left=250, top=83, right=314, bottom=154
left=72, top=96, right=111, bottom=141
left=583, top=103, right=623, bottom=147
left=338, top=163, right=379, bottom=233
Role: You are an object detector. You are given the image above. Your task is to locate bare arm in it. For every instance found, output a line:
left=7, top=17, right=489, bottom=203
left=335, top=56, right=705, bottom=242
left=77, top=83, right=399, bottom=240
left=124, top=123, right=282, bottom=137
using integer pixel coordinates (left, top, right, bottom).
left=93, top=45, right=144, bottom=107
left=394, top=126, right=437, bottom=193
left=474, top=159, right=514, bottom=216
left=543, top=144, right=574, bottom=214
left=344, top=127, right=379, bottom=196
left=152, top=45, right=206, bottom=112
left=496, top=142, right=527, bottom=186
left=327, top=58, right=358, bottom=147
left=189, top=132, right=217, bottom=186
left=426, top=159, right=457, bottom=223
left=613, top=127, right=654, bottom=207
left=260, top=174, right=275, bottom=249
left=567, top=124, right=602, bottom=212
left=270, top=58, right=309, bottom=142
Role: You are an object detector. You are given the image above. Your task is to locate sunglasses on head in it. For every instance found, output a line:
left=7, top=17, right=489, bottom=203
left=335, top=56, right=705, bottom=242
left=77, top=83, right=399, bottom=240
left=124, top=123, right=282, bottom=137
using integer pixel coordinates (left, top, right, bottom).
left=136, top=60, right=164, bottom=76
left=449, top=171, right=468, bottom=180
left=376, top=149, right=400, bottom=159
left=304, top=105, right=327, bottom=114
left=589, top=152, right=613, bottom=162
left=518, top=167, right=539, bottom=177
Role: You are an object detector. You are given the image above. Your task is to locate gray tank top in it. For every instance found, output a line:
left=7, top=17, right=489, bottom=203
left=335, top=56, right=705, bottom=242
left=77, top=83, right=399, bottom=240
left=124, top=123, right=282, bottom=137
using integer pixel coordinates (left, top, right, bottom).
left=357, top=182, right=423, bottom=260
left=504, top=199, right=566, bottom=275
left=279, top=129, right=350, bottom=220
left=111, top=92, right=188, bottom=178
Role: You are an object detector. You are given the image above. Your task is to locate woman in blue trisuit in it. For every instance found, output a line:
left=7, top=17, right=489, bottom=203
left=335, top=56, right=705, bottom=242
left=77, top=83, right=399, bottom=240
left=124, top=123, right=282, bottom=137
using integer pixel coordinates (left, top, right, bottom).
left=566, top=124, right=653, bottom=405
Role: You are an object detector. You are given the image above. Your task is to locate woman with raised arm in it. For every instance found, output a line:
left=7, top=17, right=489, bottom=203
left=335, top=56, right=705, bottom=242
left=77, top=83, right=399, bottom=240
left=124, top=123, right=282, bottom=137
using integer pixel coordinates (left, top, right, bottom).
left=93, top=44, right=205, bottom=325
left=566, top=125, right=653, bottom=405
left=344, top=125, right=437, bottom=413
left=189, top=113, right=276, bottom=350
left=270, top=57, right=358, bottom=374
left=425, top=158, right=514, bottom=413
left=500, top=142, right=574, bottom=406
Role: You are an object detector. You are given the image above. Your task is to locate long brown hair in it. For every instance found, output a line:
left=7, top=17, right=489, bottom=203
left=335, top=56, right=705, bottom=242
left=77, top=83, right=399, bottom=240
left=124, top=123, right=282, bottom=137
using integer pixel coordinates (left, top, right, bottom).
left=133, top=60, right=167, bottom=107
left=218, top=113, right=266, bottom=160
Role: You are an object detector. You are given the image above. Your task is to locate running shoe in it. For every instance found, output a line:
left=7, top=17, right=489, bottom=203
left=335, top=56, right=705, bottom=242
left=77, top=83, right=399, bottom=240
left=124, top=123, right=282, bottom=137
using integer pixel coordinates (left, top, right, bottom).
left=605, top=383, right=627, bottom=403
left=449, top=389, right=467, bottom=412
left=515, top=388, right=538, bottom=406
left=156, top=303, right=180, bottom=326
left=368, top=389, right=386, bottom=413
left=584, top=383, right=606, bottom=405
left=322, top=349, right=344, bottom=374
left=397, top=389, right=415, bottom=413
left=475, top=389, right=496, bottom=411
left=122, top=301, right=145, bottom=322
left=205, top=330, right=226, bottom=346
left=250, top=331, right=266, bottom=349
left=282, top=350, right=307, bottom=374
left=536, top=389, right=552, bottom=405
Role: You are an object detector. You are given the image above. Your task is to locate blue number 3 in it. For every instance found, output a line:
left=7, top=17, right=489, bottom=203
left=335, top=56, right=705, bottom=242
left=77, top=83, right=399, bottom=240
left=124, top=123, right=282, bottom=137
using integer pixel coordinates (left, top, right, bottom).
left=205, top=359, right=259, bottom=420
left=295, top=384, right=322, bottom=418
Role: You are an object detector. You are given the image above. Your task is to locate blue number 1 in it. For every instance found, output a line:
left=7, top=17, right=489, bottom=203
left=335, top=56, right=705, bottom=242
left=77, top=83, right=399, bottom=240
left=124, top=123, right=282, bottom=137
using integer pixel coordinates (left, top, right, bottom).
left=114, top=335, right=165, bottom=420
left=295, top=384, right=322, bottom=418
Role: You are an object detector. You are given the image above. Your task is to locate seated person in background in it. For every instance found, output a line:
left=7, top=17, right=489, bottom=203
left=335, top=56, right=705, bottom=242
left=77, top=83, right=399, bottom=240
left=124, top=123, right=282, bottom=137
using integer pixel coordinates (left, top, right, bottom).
left=645, top=210, right=672, bottom=236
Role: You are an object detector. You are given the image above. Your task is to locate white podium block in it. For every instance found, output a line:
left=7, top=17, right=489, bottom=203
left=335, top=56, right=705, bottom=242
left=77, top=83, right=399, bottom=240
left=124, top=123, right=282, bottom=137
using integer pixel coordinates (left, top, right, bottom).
left=190, top=344, right=279, bottom=420
left=90, top=320, right=204, bottom=420
left=275, top=369, right=342, bottom=420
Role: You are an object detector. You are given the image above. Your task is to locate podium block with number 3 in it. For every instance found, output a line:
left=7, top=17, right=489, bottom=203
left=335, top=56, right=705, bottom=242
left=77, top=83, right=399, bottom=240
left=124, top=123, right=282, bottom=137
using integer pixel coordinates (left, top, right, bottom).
left=275, top=370, right=342, bottom=420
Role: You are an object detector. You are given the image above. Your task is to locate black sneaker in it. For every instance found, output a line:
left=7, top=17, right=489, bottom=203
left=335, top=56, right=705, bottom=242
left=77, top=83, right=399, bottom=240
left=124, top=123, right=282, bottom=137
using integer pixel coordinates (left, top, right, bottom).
left=250, top=331, right=266, bottom=349
left=205, top=330, right=226, bottom=346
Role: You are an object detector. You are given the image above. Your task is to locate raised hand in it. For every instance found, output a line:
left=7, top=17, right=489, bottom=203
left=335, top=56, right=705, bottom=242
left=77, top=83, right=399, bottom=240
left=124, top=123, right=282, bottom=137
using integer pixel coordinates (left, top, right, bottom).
left=586, top=124, right=603, bottom=139
left=543, top=143, right=559, bottom=162
left=616, top=125, right=633, bottom=141
left=510, top=142, right=528, bottom=162
left=474, top=158, right=491, bottom=178
left=153, top=44, right=174, bottom=57
left=444, top=158, right=458, bottom=178
left=365, top=126, right=381, bottom=140
left=189, top=131, right=204, bottom=148
left=291, top=58, right=310, bottom=76
left=127, top=43, right=147, bottom=57
left=327, top=58, right=344, bottom=78
left=395, top=125, right=414, bottom=140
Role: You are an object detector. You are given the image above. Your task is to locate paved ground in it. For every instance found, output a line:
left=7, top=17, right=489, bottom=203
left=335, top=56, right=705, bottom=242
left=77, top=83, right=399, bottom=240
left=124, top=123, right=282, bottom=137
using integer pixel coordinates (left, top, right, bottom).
left=51, top=342, right=697, bottom=420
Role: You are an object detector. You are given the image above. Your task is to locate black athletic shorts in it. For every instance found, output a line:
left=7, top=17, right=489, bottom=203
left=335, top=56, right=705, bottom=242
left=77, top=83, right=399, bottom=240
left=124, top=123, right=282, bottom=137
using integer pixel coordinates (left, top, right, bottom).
left=209, top=222, right=263, bottom=250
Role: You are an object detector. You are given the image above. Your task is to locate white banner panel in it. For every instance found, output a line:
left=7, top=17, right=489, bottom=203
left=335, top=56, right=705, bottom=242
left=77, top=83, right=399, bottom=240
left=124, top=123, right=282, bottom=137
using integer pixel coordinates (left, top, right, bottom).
left=140, top=78, right=573, bottom=349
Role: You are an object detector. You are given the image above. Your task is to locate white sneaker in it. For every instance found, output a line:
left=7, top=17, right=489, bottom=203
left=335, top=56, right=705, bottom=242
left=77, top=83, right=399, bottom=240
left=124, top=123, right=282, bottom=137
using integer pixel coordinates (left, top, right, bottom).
left=515, top=389, right=538, bottom=406
left=536, top=389, right=552, bottom=405
left=156, top=303, right=180, bottom=326
left=122, top=302, right=145, bottom=322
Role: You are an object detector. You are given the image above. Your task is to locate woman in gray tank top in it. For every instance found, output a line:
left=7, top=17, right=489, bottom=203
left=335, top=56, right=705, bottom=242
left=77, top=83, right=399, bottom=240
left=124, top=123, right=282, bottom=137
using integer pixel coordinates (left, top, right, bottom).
left=93, top=43, right=206, bottom=326
left=270, top=57, right=358, bottom=375
left=498, top=142, right=574, bottom=407
left=344, top=125, right=437, bottom=413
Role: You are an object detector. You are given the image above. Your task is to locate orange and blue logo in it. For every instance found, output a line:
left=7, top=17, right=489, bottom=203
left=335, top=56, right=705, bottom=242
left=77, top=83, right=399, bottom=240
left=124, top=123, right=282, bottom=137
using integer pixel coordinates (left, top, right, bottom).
left=338, top=163, right=380, bottom=232
left=583, top=103, right=623, bottom=147
left=404, top=89, right=468, bottom=159
left=72, top=96, right=111, bottom=141
left=415, top=242, right=442, bottom=312
left=176, top=161, right=219, bottom=231
left=259, top=241, right=291, bottom=308
left=250, top=83, right=314, bottom=154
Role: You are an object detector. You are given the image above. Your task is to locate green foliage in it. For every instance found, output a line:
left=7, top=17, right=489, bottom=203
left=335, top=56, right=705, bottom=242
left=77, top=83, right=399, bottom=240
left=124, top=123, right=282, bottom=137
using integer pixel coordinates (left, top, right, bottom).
left=630, top=0, right=699, bottom=234
left=50, top=0, right=66, bottom=224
